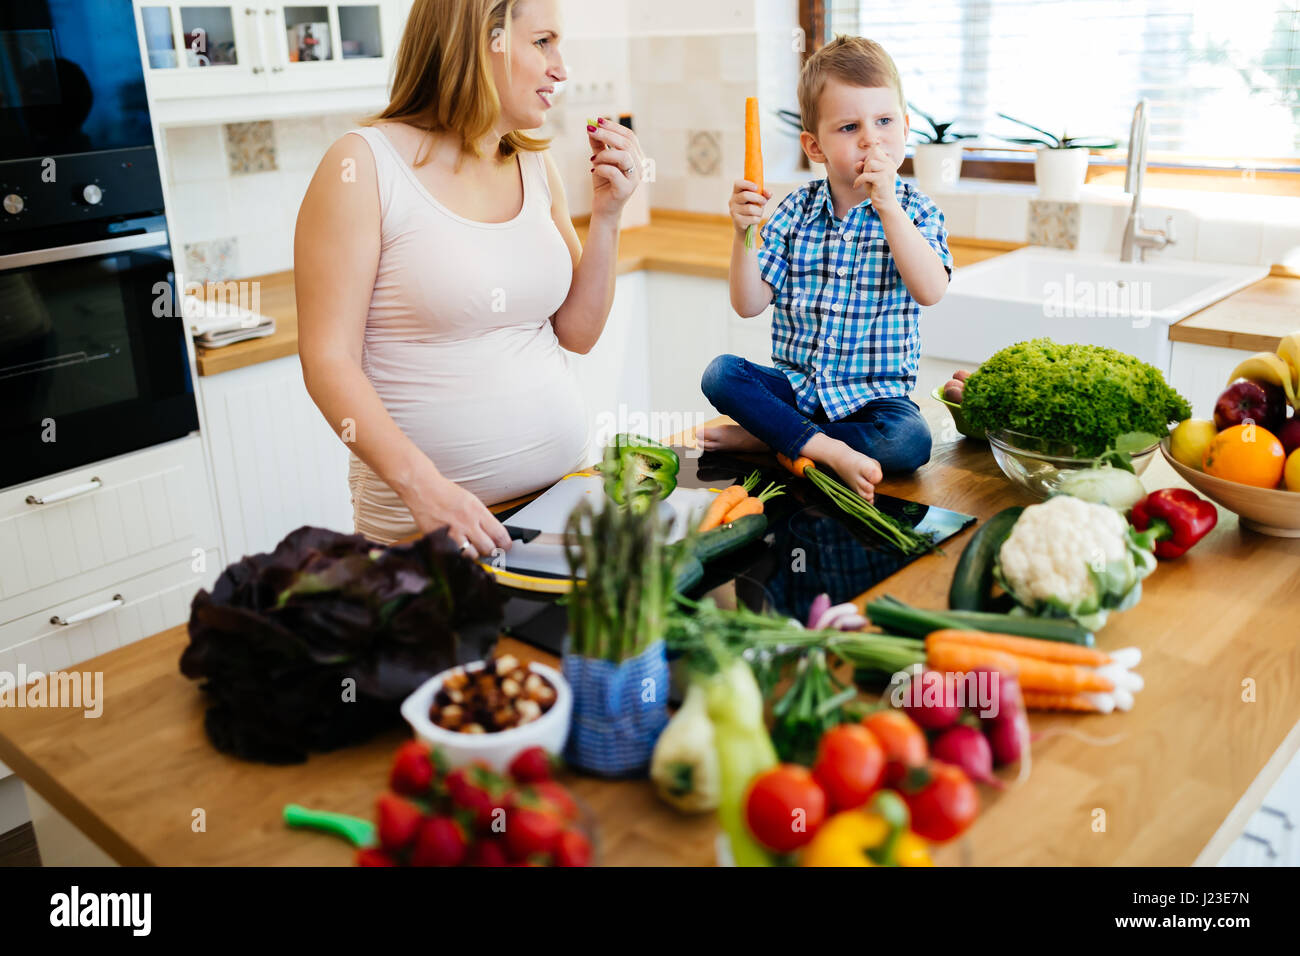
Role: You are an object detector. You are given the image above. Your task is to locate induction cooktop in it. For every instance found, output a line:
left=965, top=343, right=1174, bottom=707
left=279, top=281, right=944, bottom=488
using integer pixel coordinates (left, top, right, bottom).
left=495, top=447, right=976, bottom=656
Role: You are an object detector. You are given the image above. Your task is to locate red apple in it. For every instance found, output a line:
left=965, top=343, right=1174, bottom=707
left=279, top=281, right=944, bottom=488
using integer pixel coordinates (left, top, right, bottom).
left=1215, top=381, right=1284, bottom=433
left=1277, top=416, right=1300, bottom=458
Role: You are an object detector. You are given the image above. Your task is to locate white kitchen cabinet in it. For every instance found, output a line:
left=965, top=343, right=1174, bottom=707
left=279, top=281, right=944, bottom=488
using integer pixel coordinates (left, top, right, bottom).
left=645, top=272, right=733, bottom=438
left=1169, top=340, right=1261, bottom=421
left=198, top=353, right=354, bottom=561
left=134, top=0, right=405, bottom=125
left=567, top=272, right=652, bottom=454
left=1215, top=736, right=1300, bottom=867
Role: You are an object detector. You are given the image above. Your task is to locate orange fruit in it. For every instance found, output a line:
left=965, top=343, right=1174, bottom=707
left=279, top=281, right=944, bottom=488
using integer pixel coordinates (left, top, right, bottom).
left=1202, top=424, right=1286, bottom=488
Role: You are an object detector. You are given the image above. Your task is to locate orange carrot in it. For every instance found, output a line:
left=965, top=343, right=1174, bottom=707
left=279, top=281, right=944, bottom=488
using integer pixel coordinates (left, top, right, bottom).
left=699, top=485, right=749, bottom=532
left=925, top=628, right=1111, bottom=667
left=722, top=496, right=764, bottom=522
left=926, top=637, right=1113, bottom=694
left=722, top=479, right=784, bottom=522
left=744, top=97, right=763, bottom=250
left=1022, top=691, right=1105, bottom=713
left=777, top=453, right=814, bottom=478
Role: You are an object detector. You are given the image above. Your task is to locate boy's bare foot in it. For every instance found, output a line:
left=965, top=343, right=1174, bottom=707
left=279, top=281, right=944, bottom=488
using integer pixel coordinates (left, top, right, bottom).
left=696, top=424, right=770, bottom=453
left=802, top=434, right=883, bottom=503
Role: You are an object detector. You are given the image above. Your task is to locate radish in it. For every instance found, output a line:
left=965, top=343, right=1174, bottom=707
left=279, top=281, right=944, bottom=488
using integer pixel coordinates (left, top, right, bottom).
left=898, top=669, right=962, bottom=730
left=971, top=666, right=1029, bottom=768
left=932, top=725, right=1001, bottom=788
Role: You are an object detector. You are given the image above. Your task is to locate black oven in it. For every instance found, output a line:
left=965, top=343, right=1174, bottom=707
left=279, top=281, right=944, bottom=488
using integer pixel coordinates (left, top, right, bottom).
left=0, top=214, right=198, bottom=489
left=1, top=2, right=197, bottom=490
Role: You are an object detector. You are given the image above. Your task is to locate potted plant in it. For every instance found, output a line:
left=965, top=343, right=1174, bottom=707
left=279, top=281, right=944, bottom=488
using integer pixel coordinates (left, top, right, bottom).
left=996, top=113, right=1118, bottom=201
left=558, top=444, right=692, bottom=777
left=908, top=104, right=975, bottom=193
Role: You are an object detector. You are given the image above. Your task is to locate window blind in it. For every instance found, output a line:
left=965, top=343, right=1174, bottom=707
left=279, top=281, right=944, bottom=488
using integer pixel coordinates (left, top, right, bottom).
left=825, top=0, right=1300, bottom=165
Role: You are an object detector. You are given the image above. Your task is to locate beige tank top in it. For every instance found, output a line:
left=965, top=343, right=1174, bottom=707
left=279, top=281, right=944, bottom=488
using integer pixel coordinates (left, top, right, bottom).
left=343, top=126, right=590, bottom=545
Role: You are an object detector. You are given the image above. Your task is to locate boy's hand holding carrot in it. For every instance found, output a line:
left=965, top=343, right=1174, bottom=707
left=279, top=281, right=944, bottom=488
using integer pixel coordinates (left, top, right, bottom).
left=729, top=179, right=772, bottom=245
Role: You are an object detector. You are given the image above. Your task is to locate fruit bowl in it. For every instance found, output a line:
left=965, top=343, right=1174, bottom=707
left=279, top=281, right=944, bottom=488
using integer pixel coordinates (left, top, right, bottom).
left=986, top=429, right=1159, bottom=500
left=1160, top=439, right=1300, bottom=537
left=400, top=660, right=572, bottom=772
left=930, top=386, right=986, bottom=440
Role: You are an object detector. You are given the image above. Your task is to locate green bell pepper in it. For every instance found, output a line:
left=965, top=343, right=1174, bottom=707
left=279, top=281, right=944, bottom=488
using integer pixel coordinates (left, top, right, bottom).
left=597, top=433, right=679, bottom=509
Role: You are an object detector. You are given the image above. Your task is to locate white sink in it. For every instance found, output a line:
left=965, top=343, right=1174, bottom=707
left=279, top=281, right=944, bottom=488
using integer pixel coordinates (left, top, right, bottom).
left=921, top=247, right=1268, bottom=372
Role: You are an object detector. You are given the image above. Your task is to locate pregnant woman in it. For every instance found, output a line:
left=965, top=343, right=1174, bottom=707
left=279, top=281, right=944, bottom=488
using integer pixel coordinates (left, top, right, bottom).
left=296, top=0, right=642, bottom=556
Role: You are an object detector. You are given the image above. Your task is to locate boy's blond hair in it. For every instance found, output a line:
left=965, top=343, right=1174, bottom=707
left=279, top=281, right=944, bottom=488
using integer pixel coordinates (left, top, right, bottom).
left=797, top=35, right=905, bottom=136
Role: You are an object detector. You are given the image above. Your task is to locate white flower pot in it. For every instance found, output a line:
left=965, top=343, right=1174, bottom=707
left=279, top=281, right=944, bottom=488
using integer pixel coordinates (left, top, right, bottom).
left=1034, top=147, right=1090, bottom=200
left=911, top=142, right=964, bottom=193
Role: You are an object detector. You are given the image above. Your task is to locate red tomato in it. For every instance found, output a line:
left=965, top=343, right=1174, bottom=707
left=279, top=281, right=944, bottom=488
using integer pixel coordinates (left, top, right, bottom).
left=812, top=724, right=884, bottom=811
left=863, top=709, right=928, bottom=786
left=744, top=765, right=827, bottom=853
left=901, top=762, right=980, bottom=843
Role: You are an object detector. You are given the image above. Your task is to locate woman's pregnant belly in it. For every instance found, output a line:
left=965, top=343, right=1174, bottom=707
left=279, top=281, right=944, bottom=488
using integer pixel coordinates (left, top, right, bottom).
left=356, top=323, right=590, bottom=534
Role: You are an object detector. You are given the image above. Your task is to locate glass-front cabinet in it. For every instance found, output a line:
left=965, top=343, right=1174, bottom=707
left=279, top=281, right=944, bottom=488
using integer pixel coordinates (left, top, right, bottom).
left=134, top=1, right=400, bottom=103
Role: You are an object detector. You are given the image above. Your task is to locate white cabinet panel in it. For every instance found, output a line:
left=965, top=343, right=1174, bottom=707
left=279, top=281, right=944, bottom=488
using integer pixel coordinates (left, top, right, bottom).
left=646, top=272, right=732, bottom=439
left=568, top=272, right=652, bottom=455
left=1169, top=340, right=1259, bottom=421
left=199, top=354, right=354, bottom=561
left=0, top=436, right=217, bottom=626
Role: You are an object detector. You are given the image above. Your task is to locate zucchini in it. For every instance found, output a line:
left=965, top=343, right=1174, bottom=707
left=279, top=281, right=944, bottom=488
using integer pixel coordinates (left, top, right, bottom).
left=692, top=513, right=768, bottom=565
left=866, top=596, right=1093, bottom=647
left=674, top=555, right=705, bottom=594
left=948, top=506, right=1023, bottom=611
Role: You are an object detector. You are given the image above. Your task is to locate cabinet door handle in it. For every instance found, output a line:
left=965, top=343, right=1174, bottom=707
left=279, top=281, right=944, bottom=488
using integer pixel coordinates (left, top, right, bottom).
left=50, top=594, right=124, bottom=627
left=248, top=6, right=269, bottom=74
left=25, top=476, right=102, bottom=506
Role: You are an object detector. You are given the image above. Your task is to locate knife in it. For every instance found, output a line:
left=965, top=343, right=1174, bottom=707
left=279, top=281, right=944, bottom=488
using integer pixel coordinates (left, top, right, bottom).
left=503, top=525, right=573, bottom=547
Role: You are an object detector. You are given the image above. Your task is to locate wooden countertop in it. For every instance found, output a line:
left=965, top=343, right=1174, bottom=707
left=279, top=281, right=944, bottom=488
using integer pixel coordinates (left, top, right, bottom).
left=1168, top=276, right=1300, bottom=353
left=191, top=211, right=1018, bottom=376
left=3, top=412, right=1298, bottom=866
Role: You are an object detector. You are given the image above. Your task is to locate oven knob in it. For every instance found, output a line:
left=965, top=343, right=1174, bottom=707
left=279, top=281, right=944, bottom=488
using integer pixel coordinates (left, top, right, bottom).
left=3, top=193, right=23, bottom=215
left=82, top=184, right=104, bottom=205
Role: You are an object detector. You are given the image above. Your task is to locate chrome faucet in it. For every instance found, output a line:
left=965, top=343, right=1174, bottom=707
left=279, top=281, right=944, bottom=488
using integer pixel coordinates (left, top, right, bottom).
left=1121, top=99, right=1176, bottom=263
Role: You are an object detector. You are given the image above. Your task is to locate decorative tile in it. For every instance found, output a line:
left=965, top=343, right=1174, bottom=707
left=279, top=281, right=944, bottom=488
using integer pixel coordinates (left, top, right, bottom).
left=686, top=129, right=721, bottom=176
left=1027, top=199, right=1080, bottom=250
left=223, top=120, right=278, bottom=175
left=183, top=237, right=240, bottom=282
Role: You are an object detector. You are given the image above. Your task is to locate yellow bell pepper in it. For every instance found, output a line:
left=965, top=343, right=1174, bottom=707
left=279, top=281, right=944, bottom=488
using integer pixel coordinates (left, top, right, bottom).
left=800, top=791, right=932, bottom=867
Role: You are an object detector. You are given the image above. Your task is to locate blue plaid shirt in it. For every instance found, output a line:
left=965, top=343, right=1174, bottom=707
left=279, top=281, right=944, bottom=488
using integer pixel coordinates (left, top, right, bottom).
left=756, top=177, right=953, bottom=420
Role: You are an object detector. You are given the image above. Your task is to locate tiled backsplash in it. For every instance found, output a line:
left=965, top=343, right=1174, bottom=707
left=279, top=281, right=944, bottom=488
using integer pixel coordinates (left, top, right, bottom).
left=163, top=113, right=366, bottom=282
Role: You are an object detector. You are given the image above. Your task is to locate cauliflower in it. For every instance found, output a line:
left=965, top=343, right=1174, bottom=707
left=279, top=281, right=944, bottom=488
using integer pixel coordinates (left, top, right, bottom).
left=994, top=495, right=1156, bottom=631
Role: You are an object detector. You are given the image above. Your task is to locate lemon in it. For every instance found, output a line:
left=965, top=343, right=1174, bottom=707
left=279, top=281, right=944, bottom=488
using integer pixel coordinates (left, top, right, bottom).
left=1286, top=448, right=1300, bottom=492
left=1170, top=419, right=1218, bottom=471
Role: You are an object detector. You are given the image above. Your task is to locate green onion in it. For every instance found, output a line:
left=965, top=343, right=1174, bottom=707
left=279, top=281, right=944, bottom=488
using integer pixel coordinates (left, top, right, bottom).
left=866, top=594, right=1094, bottom=646
left=802, top=466, right=936, bottom=555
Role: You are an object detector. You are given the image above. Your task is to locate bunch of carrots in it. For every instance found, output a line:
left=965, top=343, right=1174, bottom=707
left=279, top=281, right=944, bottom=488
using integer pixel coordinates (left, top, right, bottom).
left=698, top=470, right=784, bottom=532
left=924, top=629, right=1144, bottom=714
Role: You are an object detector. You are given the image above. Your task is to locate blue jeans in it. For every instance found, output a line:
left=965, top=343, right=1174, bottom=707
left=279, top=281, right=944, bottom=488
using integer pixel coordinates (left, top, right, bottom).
left=700, top=354, right=932, bottom=474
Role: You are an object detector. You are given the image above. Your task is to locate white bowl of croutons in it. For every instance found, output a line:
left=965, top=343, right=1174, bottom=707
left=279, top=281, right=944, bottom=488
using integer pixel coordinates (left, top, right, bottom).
left=399, top=654, right=572, bottom=772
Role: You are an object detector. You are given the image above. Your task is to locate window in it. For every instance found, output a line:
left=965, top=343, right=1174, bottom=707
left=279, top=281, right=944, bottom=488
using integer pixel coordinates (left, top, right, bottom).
left=817, top=1, right=1300, bottom=172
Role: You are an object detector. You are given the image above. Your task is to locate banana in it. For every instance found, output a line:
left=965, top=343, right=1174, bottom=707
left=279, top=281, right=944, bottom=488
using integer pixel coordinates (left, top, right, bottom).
left=1226, top=351, right=1297, bottom=408
left=1276, top=332, right=1300, bottom=399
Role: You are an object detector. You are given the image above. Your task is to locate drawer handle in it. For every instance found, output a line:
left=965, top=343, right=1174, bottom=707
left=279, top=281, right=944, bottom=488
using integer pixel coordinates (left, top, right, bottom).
left=25, top=476, right=102, bottom=506
left=50, top=594, right=124, bottom=627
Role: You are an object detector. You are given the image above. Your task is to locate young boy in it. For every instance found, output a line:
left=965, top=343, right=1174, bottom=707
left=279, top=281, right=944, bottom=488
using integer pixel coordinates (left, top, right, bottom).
left=699, top=35, right=953, bottom=503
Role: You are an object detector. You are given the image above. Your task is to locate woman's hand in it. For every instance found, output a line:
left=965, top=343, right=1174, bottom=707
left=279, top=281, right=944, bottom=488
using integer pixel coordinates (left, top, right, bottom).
left=407, top=474, right=512, bottom=560
left=729, top=178, right=771, bottom=241
left=586, top=117, right=644, bottom=220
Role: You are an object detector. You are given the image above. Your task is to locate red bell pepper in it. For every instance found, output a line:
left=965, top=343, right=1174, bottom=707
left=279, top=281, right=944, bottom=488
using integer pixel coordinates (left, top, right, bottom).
left=1129, top=488, right=1217, bottom=559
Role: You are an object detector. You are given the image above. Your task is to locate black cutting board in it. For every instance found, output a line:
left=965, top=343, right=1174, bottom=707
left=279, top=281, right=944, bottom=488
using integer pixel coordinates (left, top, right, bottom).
left=497, top=447, right=975, bottom=655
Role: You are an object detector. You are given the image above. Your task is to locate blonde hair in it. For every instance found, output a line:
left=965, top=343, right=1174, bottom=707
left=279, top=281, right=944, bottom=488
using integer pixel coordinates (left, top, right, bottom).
left=365, top=0, right=549, bottom=167
left=797, top=35, right=905, bottom=136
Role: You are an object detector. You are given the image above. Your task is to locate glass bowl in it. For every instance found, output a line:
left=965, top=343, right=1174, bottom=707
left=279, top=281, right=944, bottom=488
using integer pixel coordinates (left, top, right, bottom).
left=986, top=428, right=1159, bottom=500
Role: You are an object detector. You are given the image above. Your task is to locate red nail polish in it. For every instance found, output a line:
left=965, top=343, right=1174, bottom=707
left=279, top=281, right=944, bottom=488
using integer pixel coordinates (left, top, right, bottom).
left=587, top=124, right=596, bottom=131
left=597, top=117, right=605, bottom=124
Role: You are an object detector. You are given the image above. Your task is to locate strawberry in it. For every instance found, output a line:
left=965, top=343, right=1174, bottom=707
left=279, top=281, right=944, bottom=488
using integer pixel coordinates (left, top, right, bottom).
left=446, top=765, right=507, bottom=832
left=531, top=780, right=579, bottom=822
left=389, top=741, right=434, bottom=797
left=508, top=746, right=553, bottom=784
left=355, top=847, right=398, bottom=866
left=553, top=829, right=592, bottom=867
left=503, top=806, right=563, bottom=862
left=375, top=793, right=425, bottom=851
left=410, top=816, right=467, bottom=867
left=465, top=838, right=509, bottom=867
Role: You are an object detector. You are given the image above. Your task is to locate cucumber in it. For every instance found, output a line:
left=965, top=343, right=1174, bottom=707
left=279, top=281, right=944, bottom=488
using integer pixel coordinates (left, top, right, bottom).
left=692, top=513, right=768, bottom=565
left=948, top=506, right=1023, bottom=611
left=867, top=596, right=1093, bottom=647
